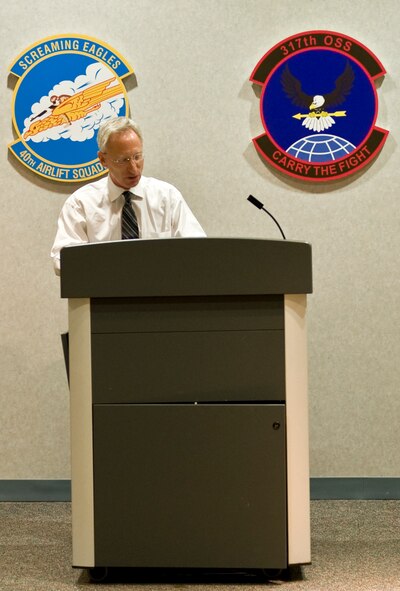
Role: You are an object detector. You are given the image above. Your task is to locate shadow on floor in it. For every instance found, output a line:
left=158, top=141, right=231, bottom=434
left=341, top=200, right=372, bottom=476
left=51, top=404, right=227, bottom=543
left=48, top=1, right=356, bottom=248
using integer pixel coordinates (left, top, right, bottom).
left=77, top=565, right=304, bottom=585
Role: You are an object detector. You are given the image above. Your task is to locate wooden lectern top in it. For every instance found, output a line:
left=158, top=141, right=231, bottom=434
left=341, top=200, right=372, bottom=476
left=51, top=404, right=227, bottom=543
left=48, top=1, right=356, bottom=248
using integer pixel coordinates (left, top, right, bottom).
left=60, top=237, right=312, bottom=298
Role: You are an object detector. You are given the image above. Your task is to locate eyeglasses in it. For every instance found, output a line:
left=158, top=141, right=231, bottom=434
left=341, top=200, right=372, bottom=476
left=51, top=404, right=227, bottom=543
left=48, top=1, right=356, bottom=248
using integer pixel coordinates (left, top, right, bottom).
left=104, top=153, right=144, bottom=166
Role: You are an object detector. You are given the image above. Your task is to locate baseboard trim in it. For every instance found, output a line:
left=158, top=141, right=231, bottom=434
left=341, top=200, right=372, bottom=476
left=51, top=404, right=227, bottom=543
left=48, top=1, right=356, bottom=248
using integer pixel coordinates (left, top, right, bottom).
left=311, top=477, right=400, bottom=500
left=0, top=480, right=71, bottom=501
left=0, top=478, right=399, bottom=502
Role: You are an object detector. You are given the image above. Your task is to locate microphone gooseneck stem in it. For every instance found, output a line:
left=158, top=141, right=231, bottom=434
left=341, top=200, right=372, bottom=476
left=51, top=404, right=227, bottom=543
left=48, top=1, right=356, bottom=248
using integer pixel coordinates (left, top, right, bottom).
left=262, top=207, right=286, bottom=240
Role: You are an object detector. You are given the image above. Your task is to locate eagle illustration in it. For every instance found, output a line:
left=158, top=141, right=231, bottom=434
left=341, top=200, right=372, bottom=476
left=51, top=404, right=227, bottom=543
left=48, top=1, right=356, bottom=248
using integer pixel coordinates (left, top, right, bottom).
left=281, top=61, right=355, bottom=132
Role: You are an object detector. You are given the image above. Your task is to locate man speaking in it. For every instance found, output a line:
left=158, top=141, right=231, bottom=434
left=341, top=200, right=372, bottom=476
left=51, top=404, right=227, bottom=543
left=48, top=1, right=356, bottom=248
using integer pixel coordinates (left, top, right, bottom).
left=51, top=116, right=206, bottom=275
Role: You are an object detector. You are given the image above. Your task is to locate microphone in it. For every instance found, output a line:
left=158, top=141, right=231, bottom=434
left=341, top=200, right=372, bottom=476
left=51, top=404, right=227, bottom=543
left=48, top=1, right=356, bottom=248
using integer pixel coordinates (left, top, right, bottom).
left=247, top=195, right=286, bottom=240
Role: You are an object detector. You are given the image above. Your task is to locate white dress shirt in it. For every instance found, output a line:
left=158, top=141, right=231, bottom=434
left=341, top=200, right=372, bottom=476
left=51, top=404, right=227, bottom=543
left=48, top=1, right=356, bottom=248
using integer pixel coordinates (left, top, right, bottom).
left=51, top=175, right=206, bottom=275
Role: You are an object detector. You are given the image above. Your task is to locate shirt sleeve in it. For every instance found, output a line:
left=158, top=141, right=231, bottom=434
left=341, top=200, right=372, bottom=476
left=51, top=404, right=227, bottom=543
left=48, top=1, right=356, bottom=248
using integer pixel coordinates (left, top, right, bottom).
left=50, top=198, right=89, bottom=276
left=170, top=189, right=206, bottom=238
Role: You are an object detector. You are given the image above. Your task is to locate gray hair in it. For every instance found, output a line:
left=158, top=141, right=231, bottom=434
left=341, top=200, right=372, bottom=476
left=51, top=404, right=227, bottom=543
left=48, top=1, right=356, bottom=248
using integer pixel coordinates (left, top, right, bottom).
left=97, top=117, right=143, bottom=151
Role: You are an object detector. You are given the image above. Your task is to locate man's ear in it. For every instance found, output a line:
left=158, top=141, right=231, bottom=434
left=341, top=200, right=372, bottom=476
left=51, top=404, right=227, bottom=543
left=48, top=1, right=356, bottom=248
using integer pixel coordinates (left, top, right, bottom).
left=98, top=151, right=107, bottom=168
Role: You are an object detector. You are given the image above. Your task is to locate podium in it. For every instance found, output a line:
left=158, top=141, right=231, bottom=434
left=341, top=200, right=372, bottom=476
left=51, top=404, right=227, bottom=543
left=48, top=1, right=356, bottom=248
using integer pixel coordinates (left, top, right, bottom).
left=61, top=237, right=312, bottom=572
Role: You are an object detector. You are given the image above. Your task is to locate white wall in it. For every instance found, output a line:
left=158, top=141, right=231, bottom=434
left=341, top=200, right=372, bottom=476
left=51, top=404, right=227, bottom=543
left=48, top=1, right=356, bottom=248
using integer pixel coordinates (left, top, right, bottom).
left=0, top=0, right=398, bottom=478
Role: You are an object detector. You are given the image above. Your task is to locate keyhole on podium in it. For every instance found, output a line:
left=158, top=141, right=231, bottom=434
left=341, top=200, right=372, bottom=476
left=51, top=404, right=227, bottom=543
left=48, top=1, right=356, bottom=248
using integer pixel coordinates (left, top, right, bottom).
left=272, top=422, right=281, bottom=430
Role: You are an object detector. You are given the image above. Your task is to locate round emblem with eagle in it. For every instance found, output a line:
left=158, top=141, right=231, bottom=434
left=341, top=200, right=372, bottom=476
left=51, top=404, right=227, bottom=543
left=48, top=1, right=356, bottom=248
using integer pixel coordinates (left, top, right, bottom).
left=250, top=31, right=388, bottom=182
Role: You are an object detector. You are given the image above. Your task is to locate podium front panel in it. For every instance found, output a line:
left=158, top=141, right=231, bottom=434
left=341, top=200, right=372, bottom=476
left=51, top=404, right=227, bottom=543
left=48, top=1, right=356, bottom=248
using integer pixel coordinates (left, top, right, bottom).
left=92, top=330, right=284, bottom=404
left=93, top=403, right=287, bottom=568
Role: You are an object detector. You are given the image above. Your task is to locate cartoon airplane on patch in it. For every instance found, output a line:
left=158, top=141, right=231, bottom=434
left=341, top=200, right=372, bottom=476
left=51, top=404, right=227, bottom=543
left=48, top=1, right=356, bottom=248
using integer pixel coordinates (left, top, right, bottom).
left=23, top=77, right=124, bottom=139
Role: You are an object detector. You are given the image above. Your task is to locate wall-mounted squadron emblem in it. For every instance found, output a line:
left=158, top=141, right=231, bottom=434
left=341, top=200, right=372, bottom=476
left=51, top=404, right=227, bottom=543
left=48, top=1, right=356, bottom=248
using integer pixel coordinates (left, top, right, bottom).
left=250, top=31, right=388, bottom=182
left=8, top=35, right=133, bottom=183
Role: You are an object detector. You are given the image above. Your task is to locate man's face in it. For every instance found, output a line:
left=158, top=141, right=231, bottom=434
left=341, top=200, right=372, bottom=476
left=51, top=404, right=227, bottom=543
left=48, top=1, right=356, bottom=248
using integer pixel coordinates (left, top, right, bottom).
left=98, top=129, right=144, bottom=189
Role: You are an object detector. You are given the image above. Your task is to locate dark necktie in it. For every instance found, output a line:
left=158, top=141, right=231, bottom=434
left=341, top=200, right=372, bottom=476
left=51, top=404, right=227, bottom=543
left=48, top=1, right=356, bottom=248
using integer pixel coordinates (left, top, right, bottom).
left=121, top=191, right=139, bottom=240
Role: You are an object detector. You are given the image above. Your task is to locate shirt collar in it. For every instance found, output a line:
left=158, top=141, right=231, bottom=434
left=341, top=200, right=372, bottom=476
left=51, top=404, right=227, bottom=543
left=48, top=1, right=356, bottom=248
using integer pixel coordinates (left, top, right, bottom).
left=108, top=175, right=146, bottom=202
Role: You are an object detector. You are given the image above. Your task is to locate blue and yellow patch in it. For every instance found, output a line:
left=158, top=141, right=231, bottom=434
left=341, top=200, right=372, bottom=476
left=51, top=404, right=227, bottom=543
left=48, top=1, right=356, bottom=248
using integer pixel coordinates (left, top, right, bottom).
left=9, top=35, right=133, bottom=183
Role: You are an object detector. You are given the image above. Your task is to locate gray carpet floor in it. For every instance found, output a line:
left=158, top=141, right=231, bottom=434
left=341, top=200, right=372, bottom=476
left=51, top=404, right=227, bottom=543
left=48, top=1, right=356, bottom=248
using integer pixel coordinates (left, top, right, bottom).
left=0, top=500, right=399, bottom=590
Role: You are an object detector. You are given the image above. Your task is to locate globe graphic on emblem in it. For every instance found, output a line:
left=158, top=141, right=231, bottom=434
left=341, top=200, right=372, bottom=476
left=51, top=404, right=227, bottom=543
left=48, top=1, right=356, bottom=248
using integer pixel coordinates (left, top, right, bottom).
left=287, top=134, right=356, bottom=163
